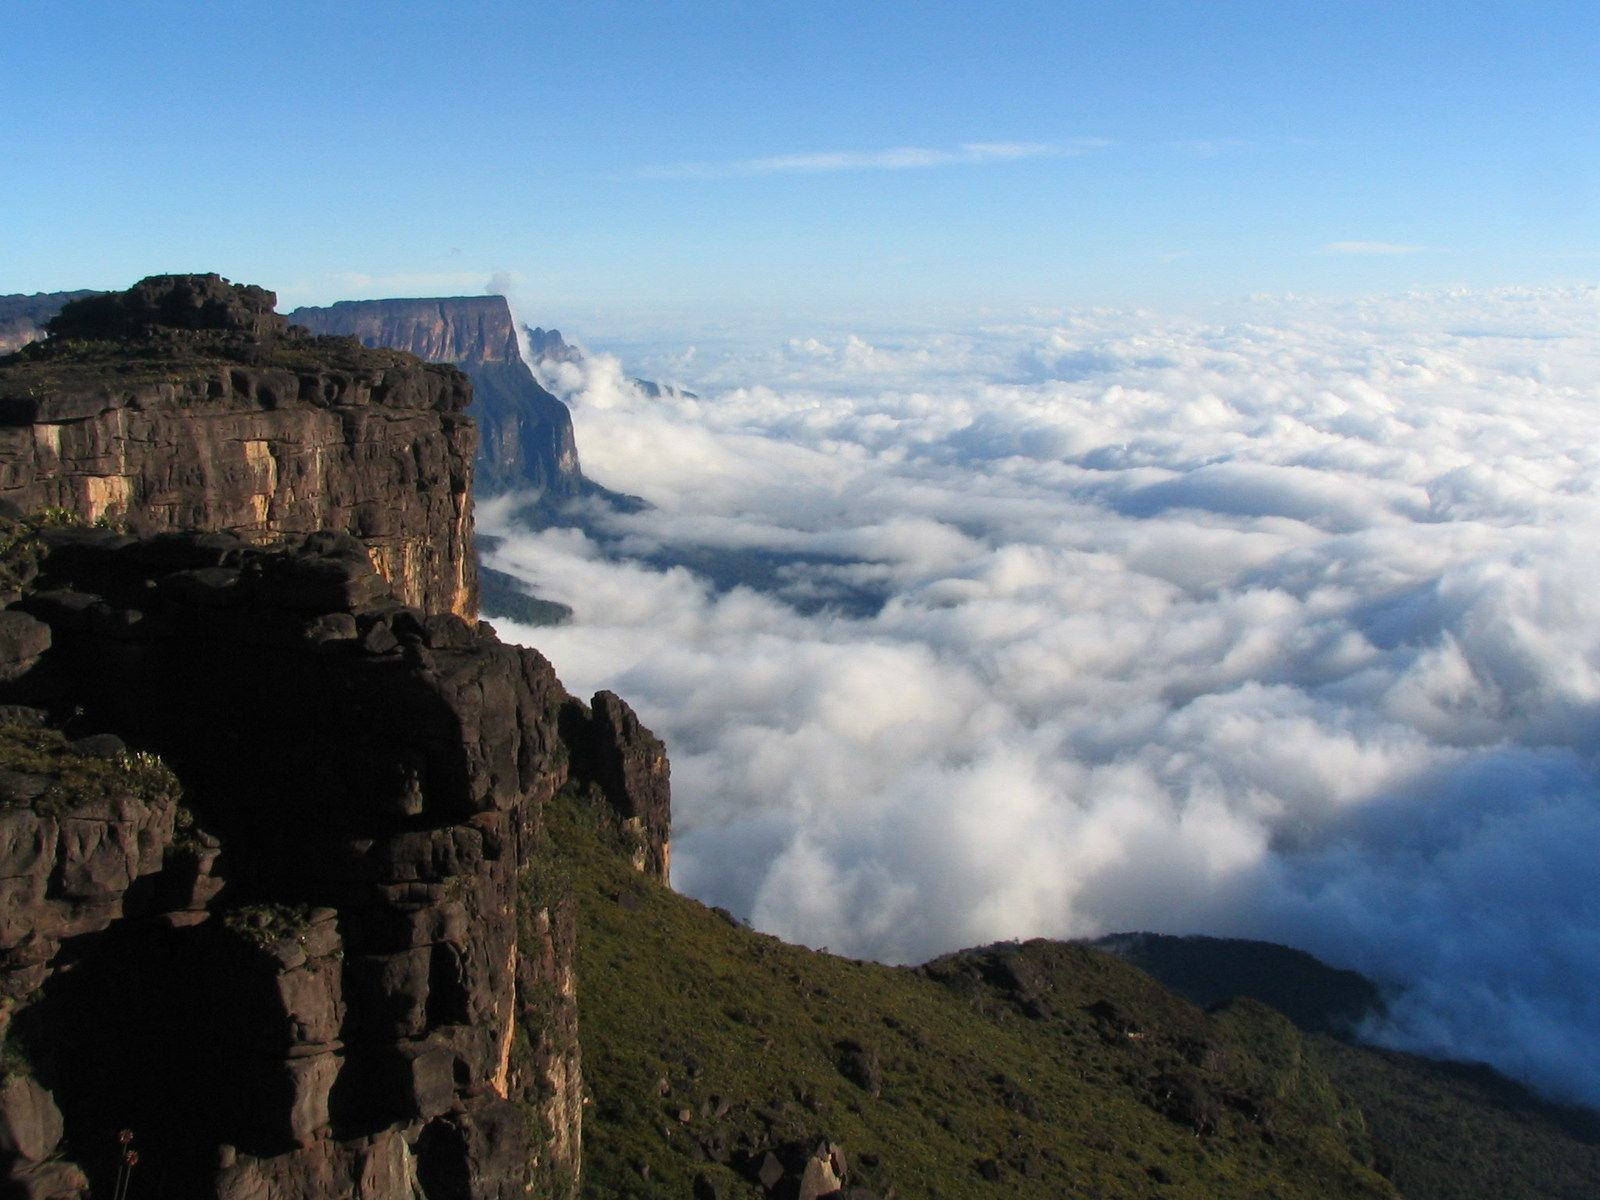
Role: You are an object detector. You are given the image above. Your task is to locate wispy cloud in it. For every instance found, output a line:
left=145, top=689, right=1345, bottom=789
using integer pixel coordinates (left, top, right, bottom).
left=640, top=140, right=1105, bottom=180
left=1170, top=137, right=1250, bottom=156
left=1323, top=241, right=1433, bottom=256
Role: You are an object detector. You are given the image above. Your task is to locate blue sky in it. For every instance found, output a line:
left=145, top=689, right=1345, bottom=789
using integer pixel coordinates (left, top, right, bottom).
left=6, top=1, right=1596, bottom=325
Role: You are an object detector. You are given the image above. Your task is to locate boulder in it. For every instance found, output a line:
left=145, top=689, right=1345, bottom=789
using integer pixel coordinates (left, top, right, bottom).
left=0, top=1076, right=63, bottom=1163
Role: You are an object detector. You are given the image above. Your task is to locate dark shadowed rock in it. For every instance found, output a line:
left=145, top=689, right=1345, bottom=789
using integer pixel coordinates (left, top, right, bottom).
left=46, top=274, right=285, bottom=340
left=563, top=690, right=672, bottom=881
left=0, top=525, right=669, bottom=1200
left=835, top=1040, right=882, bottom=1097
left=0, top=292, right=98, bottom=355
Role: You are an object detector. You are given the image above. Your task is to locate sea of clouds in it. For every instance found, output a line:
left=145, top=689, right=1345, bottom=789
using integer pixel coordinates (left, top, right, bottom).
left=482, top=286, right=1600, bottom=1107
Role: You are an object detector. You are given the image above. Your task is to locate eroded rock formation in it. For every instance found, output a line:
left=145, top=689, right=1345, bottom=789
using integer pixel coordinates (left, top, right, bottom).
left=0, top=292, right=97, bottom=356
left=0, top=524, right=669, bottom=1200
left=0, top=276, right=477, bottom=618
left=0, top=276, right=673, bottom=1200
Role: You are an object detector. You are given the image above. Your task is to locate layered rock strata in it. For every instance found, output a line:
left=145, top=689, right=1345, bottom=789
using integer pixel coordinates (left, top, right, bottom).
left=0, top=276, right=478, bottom=618
left=0, top=524, right=670, bottom=1200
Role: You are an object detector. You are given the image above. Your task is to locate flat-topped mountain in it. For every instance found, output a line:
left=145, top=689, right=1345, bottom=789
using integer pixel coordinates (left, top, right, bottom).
left=290, top=297, right=587, bottom=500
left=0, top=275, right=477, bottom=617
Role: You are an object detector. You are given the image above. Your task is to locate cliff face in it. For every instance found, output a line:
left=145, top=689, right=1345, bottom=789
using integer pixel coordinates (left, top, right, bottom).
left=289, top=299, right=584, bottom=499
left=0, top=522, right=670, bottom=1200
left=0, top=277, right=674, bottom=1200
left=0, top=277, right=477, bottom=619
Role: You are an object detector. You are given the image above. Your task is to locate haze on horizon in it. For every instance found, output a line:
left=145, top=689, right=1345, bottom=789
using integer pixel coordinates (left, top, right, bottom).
left=10, top=0, right=1600, bottom=1113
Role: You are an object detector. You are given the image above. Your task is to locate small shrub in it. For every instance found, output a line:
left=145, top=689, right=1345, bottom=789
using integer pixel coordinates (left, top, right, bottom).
left=222, top=903, right=315, bottom=951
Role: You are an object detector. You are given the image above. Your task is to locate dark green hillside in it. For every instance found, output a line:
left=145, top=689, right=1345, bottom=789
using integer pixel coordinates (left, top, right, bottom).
left=1090, top=933, right=1385, bottom=1035
left=1313, top=1039, right=1600, bottom=1200
left=546, top=787, right=1397, bottom=1200
left=1088, top=930, right=1600, bottom=1199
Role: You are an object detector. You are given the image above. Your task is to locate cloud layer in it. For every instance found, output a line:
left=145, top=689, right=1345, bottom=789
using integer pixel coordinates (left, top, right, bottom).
left=640, top=140, right=1099, bottom=179
left=484, top=285, right=1600, bottom=1107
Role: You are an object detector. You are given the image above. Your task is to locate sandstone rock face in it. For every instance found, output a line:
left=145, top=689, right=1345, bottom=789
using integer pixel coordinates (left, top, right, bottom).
left=0, top=526, right=671, bottom=1200
left=289, top=297, right=584, bottom=498
left=0, top=277, right=478, bottom=619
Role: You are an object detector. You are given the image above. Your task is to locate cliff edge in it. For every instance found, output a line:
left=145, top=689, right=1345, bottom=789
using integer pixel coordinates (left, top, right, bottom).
left=0, top=276, right=674, bottom=1200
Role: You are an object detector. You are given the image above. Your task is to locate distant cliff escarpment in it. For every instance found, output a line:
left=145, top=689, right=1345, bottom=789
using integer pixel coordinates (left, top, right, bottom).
left=0, top=291, right=98, bottom=355
left=289, top=298, right=587, bottom=501
left=0, top=276, right=477, bottom=618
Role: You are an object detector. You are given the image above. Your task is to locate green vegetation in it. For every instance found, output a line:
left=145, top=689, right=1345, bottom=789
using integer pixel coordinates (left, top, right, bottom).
left=545, top=787, right=1397, bottom=1199
left=1314, top=1038, right=1600, bottom=1200
left=0, top=723, right=181, bottom=817
left=221, top=903, right=317, bottom=952
left=0, top=1031, right=34, bottom=1082
left=1085, top=929, right=1600, bottom=1198
left=0, top=507, right=86, bottom=593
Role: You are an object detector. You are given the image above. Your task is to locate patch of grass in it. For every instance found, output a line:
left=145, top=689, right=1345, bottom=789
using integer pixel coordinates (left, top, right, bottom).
left=0, top=724, right=181, bottom=818
left=1313, top=1037, right=1600, bottom=1200
left=221, top=903, right=316, bottom=952
left=543, top=787, right=1397, bottom=1200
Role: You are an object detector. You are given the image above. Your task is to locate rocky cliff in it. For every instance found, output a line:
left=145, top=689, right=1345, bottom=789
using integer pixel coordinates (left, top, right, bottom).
left=289, top=299, right=585, bottom=500
left=0, top=521, right=670, bottom=1200
left=0, top=276, right=477, bottom=618
left=0, top=277, right=674, bottom=1200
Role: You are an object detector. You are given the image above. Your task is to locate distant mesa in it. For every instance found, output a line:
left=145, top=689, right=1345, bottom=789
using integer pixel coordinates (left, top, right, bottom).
left=289, top=295, right=607, bottom=502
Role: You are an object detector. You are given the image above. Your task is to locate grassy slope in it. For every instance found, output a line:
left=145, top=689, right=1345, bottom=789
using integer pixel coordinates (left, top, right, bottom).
left=1313, top=1039, right=1600, bottom=1200
left=546, top=789, right=1397, bottom=1200
left=1086, top=931, right=1600, bottom=1199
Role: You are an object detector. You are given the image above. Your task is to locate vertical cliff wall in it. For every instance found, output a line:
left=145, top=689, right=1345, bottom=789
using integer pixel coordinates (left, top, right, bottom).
left=289, top=298, right=585, bottom=500
left=0, top=277, right=478, bottom=619
left=0, top=523, right=670, bottom=1200
left=0, top=277, right=675, bottom=1200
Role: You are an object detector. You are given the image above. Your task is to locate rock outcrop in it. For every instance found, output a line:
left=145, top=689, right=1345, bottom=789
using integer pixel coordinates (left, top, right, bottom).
left=0, top=276, right=674, bottom=1200
left=0, top=522, right=670, bottom=1200
left=289, top=298, right=585, bottom=499
left=0, top=276, right=478, bottom=618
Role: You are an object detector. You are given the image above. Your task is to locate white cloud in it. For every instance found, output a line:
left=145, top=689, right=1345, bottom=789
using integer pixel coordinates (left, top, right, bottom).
left=1323, top=241, right=1433, bottom=255
left=640, top=140, right=1102, bottom=179
left=489, top=285, right=1600, bottom=1107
